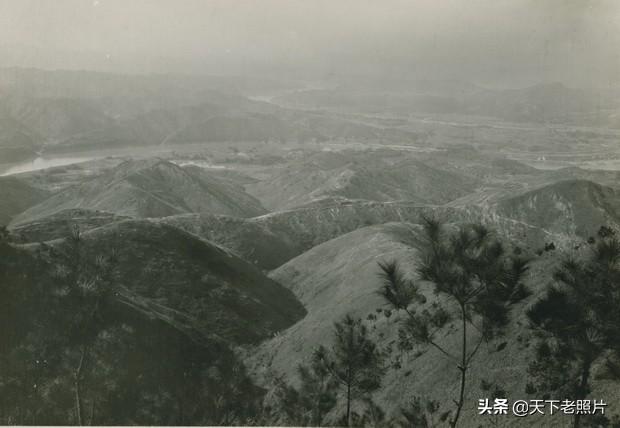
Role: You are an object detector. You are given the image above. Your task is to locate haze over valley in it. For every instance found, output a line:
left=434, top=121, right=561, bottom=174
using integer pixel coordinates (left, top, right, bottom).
left=1, top=1, right=620, bottom=427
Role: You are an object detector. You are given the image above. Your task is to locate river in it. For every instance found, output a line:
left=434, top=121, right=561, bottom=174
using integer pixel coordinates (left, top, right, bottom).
left=0, top=156, right=96, bottom=176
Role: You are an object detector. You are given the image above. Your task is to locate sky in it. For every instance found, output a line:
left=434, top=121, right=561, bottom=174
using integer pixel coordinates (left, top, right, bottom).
left=0, top=0, right=618, bottom=88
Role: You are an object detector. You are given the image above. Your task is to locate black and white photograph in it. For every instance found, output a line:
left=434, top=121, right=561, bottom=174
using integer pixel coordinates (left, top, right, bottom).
left=0, top=1, right=619, bottom=427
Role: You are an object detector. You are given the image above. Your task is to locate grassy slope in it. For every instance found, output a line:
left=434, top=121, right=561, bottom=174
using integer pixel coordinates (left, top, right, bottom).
left=162, top=200, right=564, bottom=270
left=493, top=179, right=620, bottom=238
left=245, top=152, right=479, bottom=211
left=9, top=208, right=130, bottom=243
left=245, top=222, right=620, bottom=427
left=0, top=176, right=50, bottom=226
left=73, top=219, right=306, bottom=344
left=11, top=159, right=267, bottom=225
left=0, top=240, right=261, bottom=425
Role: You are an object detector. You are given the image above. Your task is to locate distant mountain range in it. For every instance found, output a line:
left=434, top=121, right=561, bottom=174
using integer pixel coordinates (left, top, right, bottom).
left=276, top=81, right=620, bottom=127
left=0, top=68, right=424, bottom=161
left=2, top=69, right=620, bottom=425
left=2, top=68, right=618, bottom=168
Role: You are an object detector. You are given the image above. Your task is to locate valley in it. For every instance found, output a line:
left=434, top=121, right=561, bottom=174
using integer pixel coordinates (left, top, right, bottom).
left=1, top=67, right=619, bottom=427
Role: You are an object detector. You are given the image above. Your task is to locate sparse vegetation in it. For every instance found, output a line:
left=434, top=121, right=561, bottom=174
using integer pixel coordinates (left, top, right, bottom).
left=526, top=231, right=620, bottom=428
left=2, top=62, right=620, bottom=427
left=268, top=314, right=384, bottom=427
left=271, top=357, right=337, bottom=426
left=313, top=315, right=385, bottom=426
left=0, top=224, right=274, bottom=425
left=378, top=217, right=529, bottom=427
left=398, top=396, right=440, bottom=428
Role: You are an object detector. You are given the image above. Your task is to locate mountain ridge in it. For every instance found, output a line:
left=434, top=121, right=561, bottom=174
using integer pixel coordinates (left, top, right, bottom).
left=10, top=158, right=267, bottom=225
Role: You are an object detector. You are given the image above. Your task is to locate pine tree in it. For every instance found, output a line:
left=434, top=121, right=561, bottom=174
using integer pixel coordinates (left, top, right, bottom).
left=355, top=398, right=390, bottom=428
left=527, top=232, right=620, bottom=428
left=314, top=314, right=384, bottom=427
left=398, top=396, right=439, bottom=428
left=50, top=225, right=119, bottom=425
left=378, top=217, right=529, bottom=427
left=271, top=356, right=337, bottom=426
left=297, top=357, right=338, bottom=426
left=0, top=225, right=8, bottom=241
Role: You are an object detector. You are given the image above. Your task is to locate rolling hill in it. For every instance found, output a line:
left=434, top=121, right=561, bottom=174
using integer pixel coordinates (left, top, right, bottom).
left=244, top=222, right=618, bottom=427
left=42, top=218, right=305, bottom=344
left=9, top=208, right=129, bottom=243
left=245, top=151, right=480, bottom=210
left=0, top=115, right=42, bottom=163
left=161, top=198, right=562, bottom=270
left=13, top=197, right=561, bottom=271
left=10, top=158, right=267, bottom=225
left=493, top=179, right=620, bottom=238
left=0, top=175, right=50, bottom=226
left=0, top=230, right=270, bottom=425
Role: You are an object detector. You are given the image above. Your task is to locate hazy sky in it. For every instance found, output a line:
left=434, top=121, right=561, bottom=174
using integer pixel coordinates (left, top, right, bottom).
left=1, top=0, right=618, bottom=87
